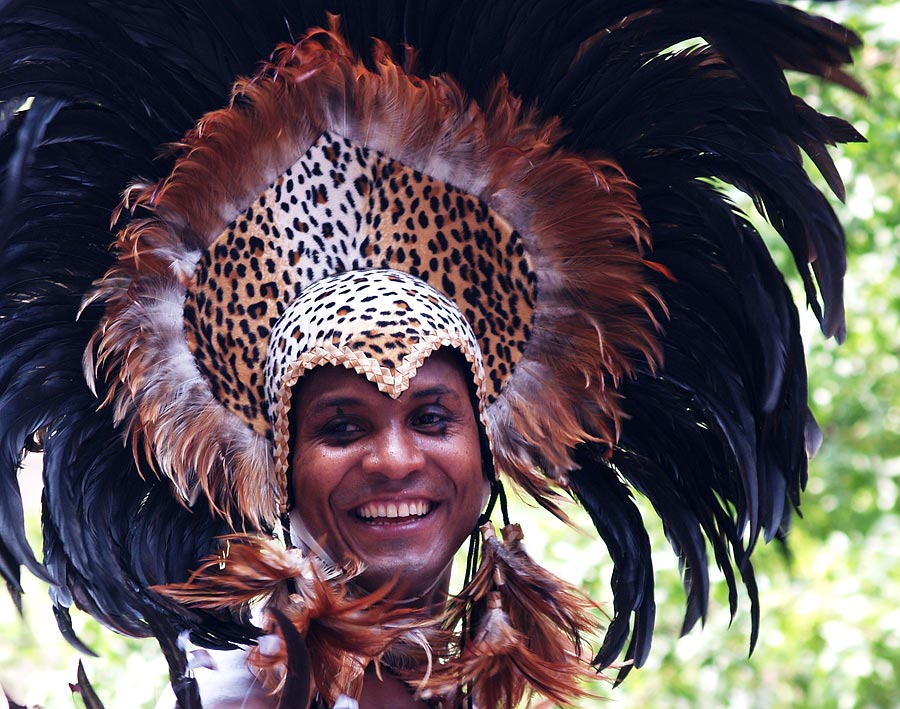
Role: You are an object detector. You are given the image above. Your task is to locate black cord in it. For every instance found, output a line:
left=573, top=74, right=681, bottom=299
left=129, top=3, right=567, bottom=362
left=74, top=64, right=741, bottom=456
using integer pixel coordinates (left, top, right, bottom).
left=496, top=480, right=510, bottom=528
left=280, top=512, right=299, bottom=596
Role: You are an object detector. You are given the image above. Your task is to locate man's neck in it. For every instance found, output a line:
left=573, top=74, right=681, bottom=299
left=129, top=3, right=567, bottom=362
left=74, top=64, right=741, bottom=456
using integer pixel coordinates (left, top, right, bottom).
left=358, top=665, right=429, bottom=709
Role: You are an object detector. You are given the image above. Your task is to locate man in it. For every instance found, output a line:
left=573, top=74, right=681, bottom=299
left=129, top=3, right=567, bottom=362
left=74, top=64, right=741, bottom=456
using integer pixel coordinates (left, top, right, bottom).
left=160, top=268, right=599, bottom=705
left=160, top=347, right=488, bottom=708
left=0, top=2, right=861, bottom=707
left=159, top=336, right=494, bottom=707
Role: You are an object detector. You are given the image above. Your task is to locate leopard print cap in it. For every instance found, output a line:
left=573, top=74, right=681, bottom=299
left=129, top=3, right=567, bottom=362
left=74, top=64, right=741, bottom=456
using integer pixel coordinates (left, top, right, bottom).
left=266, top=269, right=488, bottom=488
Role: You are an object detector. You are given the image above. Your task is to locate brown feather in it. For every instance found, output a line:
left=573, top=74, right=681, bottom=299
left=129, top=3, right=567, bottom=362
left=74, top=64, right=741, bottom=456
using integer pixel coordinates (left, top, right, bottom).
left=156, top=535, right=435, bottom=705
left=427, top=592, right=601, bottom=708
left=495, top=524, right=600, bottom=660
left=421, top=524, right=603, bottom=707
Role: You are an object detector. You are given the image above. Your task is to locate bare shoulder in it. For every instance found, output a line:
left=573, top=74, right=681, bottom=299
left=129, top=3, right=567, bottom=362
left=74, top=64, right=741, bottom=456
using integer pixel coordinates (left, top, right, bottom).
left=155, top=648, right=276, bottom=709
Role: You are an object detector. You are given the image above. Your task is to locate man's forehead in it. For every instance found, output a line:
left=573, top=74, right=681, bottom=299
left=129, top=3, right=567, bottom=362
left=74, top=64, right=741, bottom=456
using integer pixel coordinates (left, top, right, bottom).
left=298, top=354, right=470, bottom=409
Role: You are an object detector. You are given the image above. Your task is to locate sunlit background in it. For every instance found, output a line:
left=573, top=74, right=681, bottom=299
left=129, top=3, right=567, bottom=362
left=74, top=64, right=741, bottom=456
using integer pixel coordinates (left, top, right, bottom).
left=2, top=2, right=899, bottom=707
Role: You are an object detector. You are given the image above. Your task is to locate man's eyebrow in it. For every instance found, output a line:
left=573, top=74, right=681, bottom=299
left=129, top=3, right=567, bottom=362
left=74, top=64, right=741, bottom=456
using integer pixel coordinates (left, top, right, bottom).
left=411, top=385, right=458, bottom=399
left=309, top=395, right=364, bottom=412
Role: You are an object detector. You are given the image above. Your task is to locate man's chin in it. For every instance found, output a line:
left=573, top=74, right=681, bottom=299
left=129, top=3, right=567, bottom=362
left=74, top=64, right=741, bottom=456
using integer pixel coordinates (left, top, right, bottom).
left=356, top=562, right=453, bottom=607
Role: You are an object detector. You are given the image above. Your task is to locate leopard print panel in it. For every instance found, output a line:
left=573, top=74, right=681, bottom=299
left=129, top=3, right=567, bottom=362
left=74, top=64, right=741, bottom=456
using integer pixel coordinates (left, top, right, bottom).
left=184, top=132, right=537, bottom=437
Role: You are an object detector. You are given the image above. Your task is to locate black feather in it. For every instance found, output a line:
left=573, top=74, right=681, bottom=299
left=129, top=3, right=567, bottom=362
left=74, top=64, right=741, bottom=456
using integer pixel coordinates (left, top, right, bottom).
left=72, top=660, right=106, bottom=709
left=145, top=606, right=203, bottom=709
left=53, top=604, right=98, bottom=657
left=569, top=447, right=656, bottom=681
left=272, top=607, right=313, bottom=709
left=0, top=540, right=23, bottom=614
left=0, top=97, right=63, bottom=246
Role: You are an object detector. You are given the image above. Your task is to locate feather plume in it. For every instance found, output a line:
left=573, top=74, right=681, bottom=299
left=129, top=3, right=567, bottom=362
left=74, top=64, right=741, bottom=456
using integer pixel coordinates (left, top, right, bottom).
left=158, top=535, right=436, bottom=705
left=430, top=590, right=600, bottom=708
left=0, top=2, right=272, bottom=684
left=0, top=0, right=862, bottom=694
left=427, top=524, right=601, bottom=707
left=496, top=524, right=599, bottom=660
left=269, top=608, right=313, bottom=709
left=70, top=660, right=106, bottom=709
left=86, top=20, right=658, bottom=525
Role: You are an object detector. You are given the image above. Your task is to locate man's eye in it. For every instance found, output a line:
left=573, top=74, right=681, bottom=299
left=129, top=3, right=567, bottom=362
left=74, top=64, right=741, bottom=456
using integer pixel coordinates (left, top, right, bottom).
left=413, top=408, right=456, bottom=431
left=415, top=413, right=443, bottom=426
left=319, top=419, right=363, bottom=437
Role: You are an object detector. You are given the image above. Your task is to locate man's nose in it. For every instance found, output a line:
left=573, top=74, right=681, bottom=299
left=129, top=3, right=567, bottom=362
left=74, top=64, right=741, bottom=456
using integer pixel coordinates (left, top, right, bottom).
left=362, top=424, right=425, bottom=478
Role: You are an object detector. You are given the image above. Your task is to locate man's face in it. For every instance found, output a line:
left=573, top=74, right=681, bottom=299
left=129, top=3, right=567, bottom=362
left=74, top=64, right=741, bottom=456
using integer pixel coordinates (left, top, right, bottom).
left=291, top=349, right=488, bottom=598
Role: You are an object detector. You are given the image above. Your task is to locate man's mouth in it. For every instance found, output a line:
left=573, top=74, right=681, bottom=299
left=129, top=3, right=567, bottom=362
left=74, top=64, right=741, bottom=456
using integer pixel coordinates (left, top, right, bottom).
left=355, top=499, right=433, bottom=520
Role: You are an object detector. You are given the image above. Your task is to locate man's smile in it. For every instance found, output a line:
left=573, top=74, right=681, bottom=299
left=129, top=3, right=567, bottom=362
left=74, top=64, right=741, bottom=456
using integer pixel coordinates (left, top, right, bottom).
left=355, top=499, right=434, bottom=520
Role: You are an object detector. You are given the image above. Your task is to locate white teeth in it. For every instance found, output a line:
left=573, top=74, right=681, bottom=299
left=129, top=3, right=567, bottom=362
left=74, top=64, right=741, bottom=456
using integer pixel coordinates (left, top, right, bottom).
left=358, top=500, right=430, bottom=519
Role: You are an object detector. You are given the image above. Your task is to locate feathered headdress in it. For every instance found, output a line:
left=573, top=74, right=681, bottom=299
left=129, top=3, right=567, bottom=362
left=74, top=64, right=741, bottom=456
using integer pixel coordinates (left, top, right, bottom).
left=0, top=1, right=862, bottom=706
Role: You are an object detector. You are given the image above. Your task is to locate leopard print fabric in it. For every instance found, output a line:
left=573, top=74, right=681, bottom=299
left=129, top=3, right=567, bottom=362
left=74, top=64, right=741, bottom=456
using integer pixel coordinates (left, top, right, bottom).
left=184, top=132, right=536, bottom=437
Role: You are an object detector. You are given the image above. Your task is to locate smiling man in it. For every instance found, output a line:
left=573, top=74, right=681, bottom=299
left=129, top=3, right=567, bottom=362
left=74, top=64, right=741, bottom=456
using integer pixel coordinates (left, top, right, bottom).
left=289, top=351, right=490, bottom=706
left=161, top=319, right=499, bottom=707
left=160, top=269, right=599, bottom=707
left=247, top=269, right=599, bottom=705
